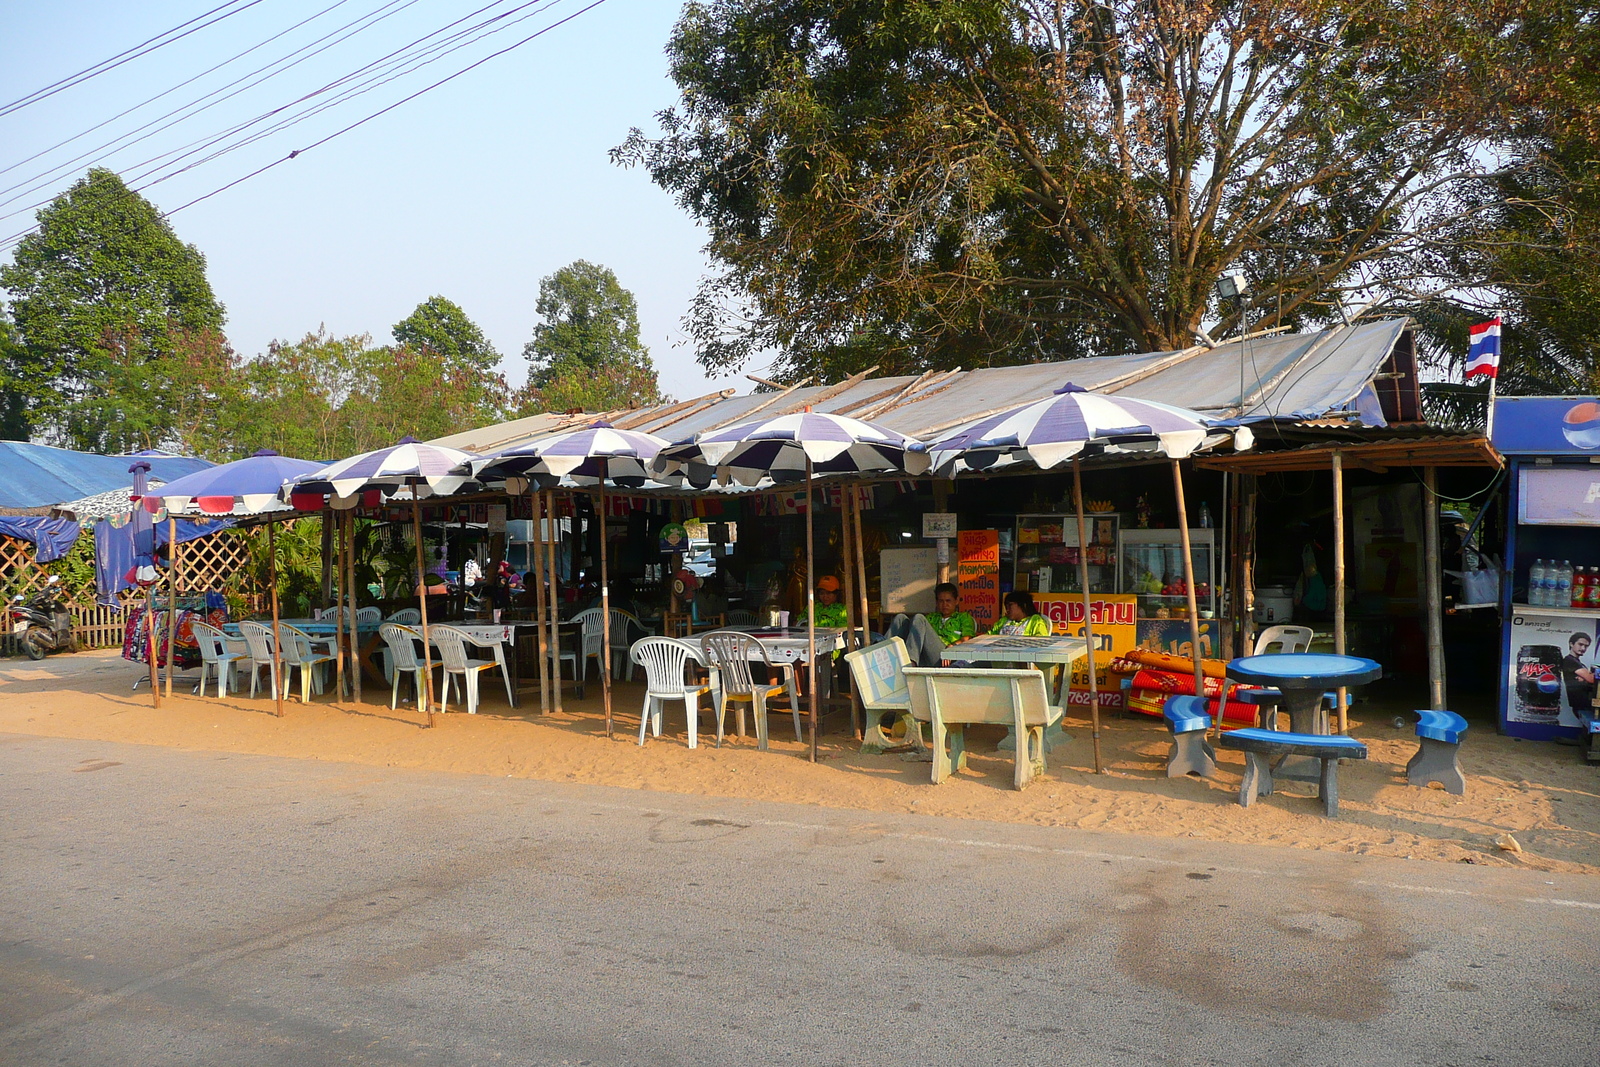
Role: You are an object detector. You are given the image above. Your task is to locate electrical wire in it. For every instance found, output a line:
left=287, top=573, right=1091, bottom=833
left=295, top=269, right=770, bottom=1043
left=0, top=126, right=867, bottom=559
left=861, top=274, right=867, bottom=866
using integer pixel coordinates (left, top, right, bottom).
left=0, top=0, right=268, bottom=118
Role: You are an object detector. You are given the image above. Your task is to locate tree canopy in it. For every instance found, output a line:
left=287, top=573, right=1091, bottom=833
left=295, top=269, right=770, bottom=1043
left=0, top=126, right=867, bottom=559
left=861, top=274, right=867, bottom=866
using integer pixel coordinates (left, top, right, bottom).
left=0, top=168, right=225, bottom=446
left=619, top=0, right=1599, bottom=381
left=391, top=295, right=501, bottom=373
left=518, top=260, right=664, bottom=412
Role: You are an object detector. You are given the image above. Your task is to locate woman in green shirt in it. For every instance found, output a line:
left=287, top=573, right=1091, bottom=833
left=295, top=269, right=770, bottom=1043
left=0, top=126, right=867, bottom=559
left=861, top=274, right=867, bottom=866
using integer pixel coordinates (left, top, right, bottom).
left=989, top=590, right=1052, bottom=636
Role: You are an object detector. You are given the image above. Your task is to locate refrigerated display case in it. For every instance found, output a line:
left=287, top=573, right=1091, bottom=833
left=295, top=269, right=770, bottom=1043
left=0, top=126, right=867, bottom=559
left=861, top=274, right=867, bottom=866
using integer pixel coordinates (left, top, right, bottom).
left=1117, top=528, right=1215, bottom=618
left=1014, top=513, right=1119, bottom=595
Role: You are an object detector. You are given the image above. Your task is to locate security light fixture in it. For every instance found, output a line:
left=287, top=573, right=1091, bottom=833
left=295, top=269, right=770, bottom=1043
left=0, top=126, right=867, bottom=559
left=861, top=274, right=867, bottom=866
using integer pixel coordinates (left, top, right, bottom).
left=1216, top=270, right=1250, bottom=301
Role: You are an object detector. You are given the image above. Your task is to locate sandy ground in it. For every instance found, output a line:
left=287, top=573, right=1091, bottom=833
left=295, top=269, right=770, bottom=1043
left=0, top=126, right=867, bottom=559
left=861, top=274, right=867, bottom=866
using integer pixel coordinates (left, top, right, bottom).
left=3, top=649, right=1598, bottom=876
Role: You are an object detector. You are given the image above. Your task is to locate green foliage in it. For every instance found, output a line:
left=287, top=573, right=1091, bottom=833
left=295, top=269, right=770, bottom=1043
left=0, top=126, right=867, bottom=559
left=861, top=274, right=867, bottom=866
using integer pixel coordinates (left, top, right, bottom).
left=0, top=168, right=224, bottom=446
left=617, top=1, right=1592, bottom=379
left=392, top=296, right=501, bottom=373
left=518, top=261, right=664, bottom=412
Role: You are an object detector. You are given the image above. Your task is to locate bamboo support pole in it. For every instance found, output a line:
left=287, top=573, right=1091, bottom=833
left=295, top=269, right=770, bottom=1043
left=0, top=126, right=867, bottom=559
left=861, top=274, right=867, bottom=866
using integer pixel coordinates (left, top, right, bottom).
left=164, top=516, right=177, bottom=699
left=268, top=521, right=284, bottom=718
left=1171, top=461, right=1208, bottom=732
left=412, top=497, right=436, bottom=728
left=1073, top=460, right=1102, bottom=773
left=1333, top=451, right=1348, bottom=733
left=532, top=489, right=550, bottom=713
left=1424, top=466, right=1445, bottom=710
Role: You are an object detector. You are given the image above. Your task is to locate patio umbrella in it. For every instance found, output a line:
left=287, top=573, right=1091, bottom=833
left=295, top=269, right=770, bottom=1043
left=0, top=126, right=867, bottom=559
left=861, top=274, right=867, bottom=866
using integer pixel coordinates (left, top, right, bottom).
left=474, top=422, right=669, bottom=738
left=141, top=449, right=323, bottom=516
left=656, top=411, right=930, bottom=761
left=929, top=384, right=1249, bottom=766
left=283, top=438, right=481, bottom=726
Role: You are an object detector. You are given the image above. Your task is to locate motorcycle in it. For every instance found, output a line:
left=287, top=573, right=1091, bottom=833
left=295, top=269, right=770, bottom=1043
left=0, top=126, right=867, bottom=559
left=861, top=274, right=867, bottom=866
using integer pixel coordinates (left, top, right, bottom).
left=9, top=576, right=75, bottom=660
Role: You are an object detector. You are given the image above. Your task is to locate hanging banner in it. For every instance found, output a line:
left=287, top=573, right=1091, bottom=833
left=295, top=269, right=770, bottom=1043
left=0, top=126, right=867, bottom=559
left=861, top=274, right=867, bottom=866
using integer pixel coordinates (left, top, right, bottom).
left=956, top=530, right=1000, bottom=632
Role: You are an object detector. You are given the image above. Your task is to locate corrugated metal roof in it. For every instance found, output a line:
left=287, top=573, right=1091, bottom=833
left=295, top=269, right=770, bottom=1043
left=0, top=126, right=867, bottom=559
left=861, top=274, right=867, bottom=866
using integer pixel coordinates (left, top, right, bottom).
left=438, top=319, right=1412, bottom=451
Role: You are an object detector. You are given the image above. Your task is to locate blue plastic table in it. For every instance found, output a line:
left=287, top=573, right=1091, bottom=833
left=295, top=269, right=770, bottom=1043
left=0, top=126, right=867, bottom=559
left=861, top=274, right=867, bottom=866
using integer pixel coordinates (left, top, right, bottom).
left=1225, top=653, right=1382, bottom=735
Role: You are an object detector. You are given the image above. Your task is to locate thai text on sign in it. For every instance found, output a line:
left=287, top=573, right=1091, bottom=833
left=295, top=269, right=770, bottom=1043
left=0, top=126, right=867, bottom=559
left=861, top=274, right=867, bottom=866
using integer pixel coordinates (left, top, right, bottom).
left=956, top=529, right=1000, bottom=632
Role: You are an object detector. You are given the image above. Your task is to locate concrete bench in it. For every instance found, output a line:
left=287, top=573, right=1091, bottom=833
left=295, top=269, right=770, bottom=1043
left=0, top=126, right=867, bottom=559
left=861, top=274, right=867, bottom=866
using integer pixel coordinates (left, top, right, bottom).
left=842, top=637, right=925, bottom=755
left=1405, top=710, right=1468, bottom=794
left=1219, top=728, right=1368, bottom=818
left=1162, top=696, right=1215, bottom=778
left=905, top=667, right=1063, bottom=790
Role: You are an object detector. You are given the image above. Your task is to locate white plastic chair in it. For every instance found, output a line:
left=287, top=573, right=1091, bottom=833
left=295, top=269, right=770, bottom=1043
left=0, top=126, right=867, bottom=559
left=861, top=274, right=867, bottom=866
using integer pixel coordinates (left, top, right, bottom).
left=630, top=637, right=714, bottom=748
left=356, top=606, right=382, bottom=625
left=726, top=609, right=757, bottom=626
left=432, top=625, right=514, bottom=714
left=609, top=610, right=644, bottom=680
left=572, top=607, right=607, bottom=680
left=237, top=621, right=279, bottom=699
left=1254, top=625, right=1315, bottom=655
left=281, top=625, right=338, bottom=703
left=386, top=607, right=421, bottom=625
left=700, top=631, right=799, bottom=750
left=378, top=623, right=430, bottom=709
left=190, top=621, right=244, bottom=699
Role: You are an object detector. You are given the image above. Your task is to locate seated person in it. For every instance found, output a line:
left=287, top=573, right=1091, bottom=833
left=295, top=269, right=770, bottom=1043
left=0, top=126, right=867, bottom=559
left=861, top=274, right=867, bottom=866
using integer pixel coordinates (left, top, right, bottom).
left=927, top=583, right=976, bottom=647
left=988, top=590, right=1052, bottom=636
left=886, top=582, right=976, bottom=667
left=811, top=575, right=848, bottom=627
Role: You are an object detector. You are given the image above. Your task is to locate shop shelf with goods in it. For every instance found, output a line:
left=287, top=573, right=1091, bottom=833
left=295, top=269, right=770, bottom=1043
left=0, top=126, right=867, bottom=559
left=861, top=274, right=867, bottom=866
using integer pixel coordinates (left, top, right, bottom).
left=1117, top=528, right=1216, bottom=620
left=1014, top=513, right=1120, bottom=597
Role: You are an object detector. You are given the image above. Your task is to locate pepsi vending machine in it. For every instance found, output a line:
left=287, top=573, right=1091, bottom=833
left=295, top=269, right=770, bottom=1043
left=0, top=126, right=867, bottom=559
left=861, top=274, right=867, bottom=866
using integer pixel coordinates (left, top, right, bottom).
left=1493, top=397, right=1600, bottom=757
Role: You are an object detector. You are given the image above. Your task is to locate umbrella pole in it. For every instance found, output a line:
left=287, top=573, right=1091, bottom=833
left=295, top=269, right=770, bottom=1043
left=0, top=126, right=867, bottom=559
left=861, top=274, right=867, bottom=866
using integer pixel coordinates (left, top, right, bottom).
left=1333, top=450, right=1348, bottom=733
left=599, top=484, right=613, bottom=737
left=146, top=584, right=160, bottom=708
left=349, top=511, right=363, bottom=705
left=1171, top=460, right=1208, bottom=733
left=852, top=485, right=869, bottom=645
left=165, top=516, right=178, bottom=700
left=412, top=496, right=436, bottom=728
left=532, top=488, right=550, bottom=713
left=841, top=489, right=862, bottom=740
left=1073, top=460, right=1103, bottom=774
left=334, top=511, right=347, bottom=701
left=268, top=521, right=285, bottom=718
left=806, top=459, right=818, bottom=763
left=547, top=491, right=564, bottom=715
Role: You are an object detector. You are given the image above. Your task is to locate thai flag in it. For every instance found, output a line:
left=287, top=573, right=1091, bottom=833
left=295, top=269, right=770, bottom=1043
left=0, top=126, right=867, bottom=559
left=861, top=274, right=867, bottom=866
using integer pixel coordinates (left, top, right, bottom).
left=1466, top=317, right=1501, bottom=379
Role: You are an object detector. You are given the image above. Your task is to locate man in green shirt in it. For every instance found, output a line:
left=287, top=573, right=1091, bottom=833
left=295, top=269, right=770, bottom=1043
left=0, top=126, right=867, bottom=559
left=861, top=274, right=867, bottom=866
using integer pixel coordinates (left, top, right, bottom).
left=811, top=575, right=848, bottom=628
left=927, top=582, right=976, bottom=647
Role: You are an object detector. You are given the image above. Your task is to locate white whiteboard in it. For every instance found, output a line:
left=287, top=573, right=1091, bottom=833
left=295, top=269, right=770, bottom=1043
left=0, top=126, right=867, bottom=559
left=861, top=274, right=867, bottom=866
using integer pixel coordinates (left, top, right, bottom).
left=880, top=547, right=938, bottom=614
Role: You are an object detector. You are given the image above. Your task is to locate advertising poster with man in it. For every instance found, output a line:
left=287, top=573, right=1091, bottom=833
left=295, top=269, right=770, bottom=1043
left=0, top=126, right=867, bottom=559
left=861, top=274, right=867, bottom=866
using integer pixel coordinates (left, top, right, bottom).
left=1506, top=612, right=1598, bottom=727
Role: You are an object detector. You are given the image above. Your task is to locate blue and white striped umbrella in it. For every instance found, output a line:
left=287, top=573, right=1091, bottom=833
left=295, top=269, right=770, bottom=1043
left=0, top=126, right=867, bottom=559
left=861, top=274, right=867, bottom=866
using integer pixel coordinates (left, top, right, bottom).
left=471, top=422, right=667, bottom=489
left=653, top=411, right=930, bottom=488
left=928, top=383, right=1220, bottom=474
left=280, top=437, right=479, bottom=503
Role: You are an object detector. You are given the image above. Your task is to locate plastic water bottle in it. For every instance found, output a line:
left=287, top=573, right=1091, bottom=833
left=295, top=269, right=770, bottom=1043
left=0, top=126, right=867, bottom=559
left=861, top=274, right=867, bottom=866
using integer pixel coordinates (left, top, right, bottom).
left=1558, top=561, right=1574, bottom=608
left=1530, top=560, right=1547, bottom=606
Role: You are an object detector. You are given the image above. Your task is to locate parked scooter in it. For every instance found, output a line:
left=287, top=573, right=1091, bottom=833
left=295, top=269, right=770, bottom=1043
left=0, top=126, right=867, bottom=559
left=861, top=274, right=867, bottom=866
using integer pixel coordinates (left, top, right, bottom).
left=9, top=576, right=75, bottom=660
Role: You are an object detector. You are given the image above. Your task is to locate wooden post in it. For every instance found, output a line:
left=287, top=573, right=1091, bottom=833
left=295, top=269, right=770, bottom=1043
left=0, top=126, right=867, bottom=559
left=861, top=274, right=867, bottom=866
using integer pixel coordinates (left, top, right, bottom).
left=333, top=510, right=347, bottom=701
left=1171, top=461, right=1208, bottom=731
left=841, top=487, right=863, bottom=740
left=1423, top=466, right=1446, bottom=710
left=1073, top=460, right=1102, bottom=773
left=805, top=459, right=818, bottom=762
left=932, top=478, right=952, bottom=585
left=146, top=585, right=160, bottom=708
left=531, top=489, right=550, bottom=713
left=599, top=483, right=614, bottom=737
left=1332, top=451, right=1348, bottom=734
left=1241, top=474, right=1258, bottom=656
left=319, top=515, right=334, bottom=610
left=411, top=496, right=436, bottom=728
left=547, top=491, right=564, bottom=715
left=164, top=516, right=177, bottom=699
left=348, top=511, right=363, bottom=705
left=852, top=486, right=870, bottom=639
left=268, top=521, right=284, bottom=718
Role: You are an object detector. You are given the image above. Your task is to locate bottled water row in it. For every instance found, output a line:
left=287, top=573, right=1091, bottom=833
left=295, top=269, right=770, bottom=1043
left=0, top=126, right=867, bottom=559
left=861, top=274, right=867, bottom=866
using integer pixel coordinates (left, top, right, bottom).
left=1528, top=559, right=1588, bottom=607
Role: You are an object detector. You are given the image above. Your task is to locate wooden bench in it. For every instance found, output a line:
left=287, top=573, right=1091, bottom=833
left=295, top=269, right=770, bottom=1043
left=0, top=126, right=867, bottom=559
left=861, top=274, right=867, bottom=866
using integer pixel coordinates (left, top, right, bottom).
left=842, top=637, right=924, bottom=755
left=1219, top=728, right=1368, bottom=817
left=1406, top=710, right=1469, bottom=793
left=904, top=667, right=1063, bottom=790
left=1162, top=696, right=1215, bottom=778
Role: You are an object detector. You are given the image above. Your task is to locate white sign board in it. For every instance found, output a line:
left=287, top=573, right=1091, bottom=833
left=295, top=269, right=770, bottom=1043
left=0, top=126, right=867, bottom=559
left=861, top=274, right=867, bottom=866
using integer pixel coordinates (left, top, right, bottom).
left=880, top=546, right=939, bottom=614
left=922, top=512, right=958, bottom=539
left=487, top=504, right=508, bottom=536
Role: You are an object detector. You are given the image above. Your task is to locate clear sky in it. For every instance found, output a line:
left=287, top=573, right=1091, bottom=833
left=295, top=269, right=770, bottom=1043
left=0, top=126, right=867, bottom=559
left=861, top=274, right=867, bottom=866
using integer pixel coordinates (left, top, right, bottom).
left=0, top=0, right=746, bottom=402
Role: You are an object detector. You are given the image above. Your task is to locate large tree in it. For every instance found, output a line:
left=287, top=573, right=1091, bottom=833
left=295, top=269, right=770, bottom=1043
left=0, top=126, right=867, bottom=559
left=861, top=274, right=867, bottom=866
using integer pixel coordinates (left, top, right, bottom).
left=391, top=295, right=501, bottom=373
left=618, top=0, right=1583, bottom=380
left=0, top=168, right=225, bottom=446
left=518, top=260, right=664, bottom=412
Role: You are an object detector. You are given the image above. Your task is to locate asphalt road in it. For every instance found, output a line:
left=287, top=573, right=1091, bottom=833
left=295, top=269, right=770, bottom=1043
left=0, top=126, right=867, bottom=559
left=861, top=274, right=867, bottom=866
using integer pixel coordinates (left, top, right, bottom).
left=2, top=732, right=1596, bottom=1067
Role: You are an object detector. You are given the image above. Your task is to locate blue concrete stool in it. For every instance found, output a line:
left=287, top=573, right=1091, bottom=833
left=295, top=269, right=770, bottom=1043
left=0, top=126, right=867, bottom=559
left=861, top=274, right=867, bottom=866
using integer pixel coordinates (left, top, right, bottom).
left=1220, top=728, right=1368, bottom=817
left=1163, top=696, right=1215, bottom=778
left=1236, top=687, right=1283, bottom=729
left=1405, top=710, right=1468, bottom=795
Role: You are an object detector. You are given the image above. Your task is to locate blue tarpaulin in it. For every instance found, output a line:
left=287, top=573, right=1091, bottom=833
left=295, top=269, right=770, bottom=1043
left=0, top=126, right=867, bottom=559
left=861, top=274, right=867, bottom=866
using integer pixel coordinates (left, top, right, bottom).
left=93, top=514, right=238, bottom=605
left=0, top=517, right=82, bottom=562
left=0, top=442, right=212, bottom=510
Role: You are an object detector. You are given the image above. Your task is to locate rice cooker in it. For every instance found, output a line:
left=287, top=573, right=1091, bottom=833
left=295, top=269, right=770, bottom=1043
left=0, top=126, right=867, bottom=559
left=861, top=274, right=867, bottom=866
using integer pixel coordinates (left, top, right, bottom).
left=1252, top=585, right=1295, bottom=624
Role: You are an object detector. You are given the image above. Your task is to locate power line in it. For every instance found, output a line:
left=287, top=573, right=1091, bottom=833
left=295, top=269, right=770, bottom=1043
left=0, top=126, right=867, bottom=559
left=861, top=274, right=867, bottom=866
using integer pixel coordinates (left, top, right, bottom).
left=0, top=0, right=268, bottom=118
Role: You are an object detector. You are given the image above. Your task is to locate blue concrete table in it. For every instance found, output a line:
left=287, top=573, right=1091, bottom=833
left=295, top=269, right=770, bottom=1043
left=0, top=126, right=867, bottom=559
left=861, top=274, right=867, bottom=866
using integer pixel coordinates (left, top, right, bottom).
left=1225, top=653, right=1382, bottom=735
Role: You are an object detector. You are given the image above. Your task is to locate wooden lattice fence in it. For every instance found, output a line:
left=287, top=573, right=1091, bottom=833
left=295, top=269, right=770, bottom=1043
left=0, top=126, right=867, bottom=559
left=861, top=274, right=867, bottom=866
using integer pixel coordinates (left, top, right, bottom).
left=0, top=528, right=261, bottom=654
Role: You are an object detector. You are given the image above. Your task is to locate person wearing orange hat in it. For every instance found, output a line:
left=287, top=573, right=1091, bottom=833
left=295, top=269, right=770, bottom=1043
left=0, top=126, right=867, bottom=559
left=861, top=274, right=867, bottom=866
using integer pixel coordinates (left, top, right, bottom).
left=811, top=574, right=848, bottom=628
